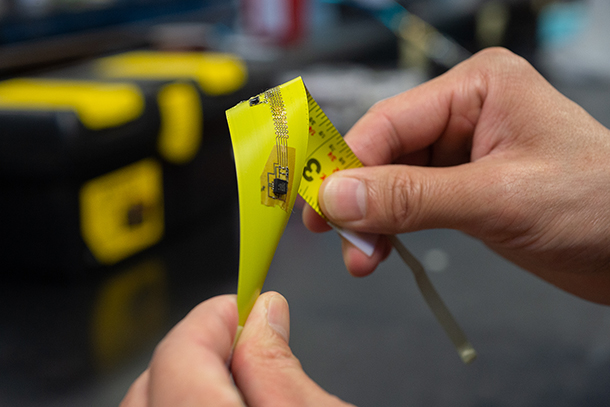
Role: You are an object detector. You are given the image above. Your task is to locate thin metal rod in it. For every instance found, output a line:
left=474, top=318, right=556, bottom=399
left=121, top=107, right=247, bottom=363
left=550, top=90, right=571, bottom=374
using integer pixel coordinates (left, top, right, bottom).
left=388, top=235, right=477, bottom=364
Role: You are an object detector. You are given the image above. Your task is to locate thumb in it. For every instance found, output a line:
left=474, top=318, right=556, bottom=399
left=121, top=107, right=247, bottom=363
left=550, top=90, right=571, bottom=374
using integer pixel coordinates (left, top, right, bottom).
left=231, top=292, right=353, bottom=407
left=318, top=162, right=506, bottom=236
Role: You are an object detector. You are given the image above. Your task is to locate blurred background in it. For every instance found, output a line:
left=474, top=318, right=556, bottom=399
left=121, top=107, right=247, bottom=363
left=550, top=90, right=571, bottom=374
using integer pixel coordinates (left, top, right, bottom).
left=1, top=0, right=610, bottom=406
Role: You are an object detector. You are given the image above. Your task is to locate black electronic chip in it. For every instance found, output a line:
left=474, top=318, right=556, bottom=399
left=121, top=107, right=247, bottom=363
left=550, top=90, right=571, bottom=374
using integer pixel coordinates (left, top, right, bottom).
left=273, top=178, right=288, bottom=195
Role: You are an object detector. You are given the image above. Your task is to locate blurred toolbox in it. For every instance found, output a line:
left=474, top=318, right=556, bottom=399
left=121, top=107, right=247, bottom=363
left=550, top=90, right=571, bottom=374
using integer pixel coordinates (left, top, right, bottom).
left=0, top=51, right=253, bottom=274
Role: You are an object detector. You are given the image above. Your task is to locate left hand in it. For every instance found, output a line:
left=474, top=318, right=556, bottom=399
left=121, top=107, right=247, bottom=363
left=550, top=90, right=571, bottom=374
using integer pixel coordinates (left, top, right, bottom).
left=120, top=292, right=354, bottom=407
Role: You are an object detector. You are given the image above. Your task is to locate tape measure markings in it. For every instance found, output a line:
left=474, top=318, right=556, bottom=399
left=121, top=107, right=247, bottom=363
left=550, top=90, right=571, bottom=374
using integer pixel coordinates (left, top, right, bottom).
left=304, top=135, right=334, bottom=162
left=345, top=158, right=361, bottom=169
left=318, top=118, right=330, bottom=127
left=338, top=144, right=351, bottom=154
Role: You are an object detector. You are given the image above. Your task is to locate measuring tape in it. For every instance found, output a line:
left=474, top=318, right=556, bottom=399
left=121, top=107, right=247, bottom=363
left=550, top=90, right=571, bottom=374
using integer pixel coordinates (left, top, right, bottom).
left=227, top=77, right=476, bottom=363
left=299, top=90, right=363, bottom=213
left=298, top=90, right=379, bottom=256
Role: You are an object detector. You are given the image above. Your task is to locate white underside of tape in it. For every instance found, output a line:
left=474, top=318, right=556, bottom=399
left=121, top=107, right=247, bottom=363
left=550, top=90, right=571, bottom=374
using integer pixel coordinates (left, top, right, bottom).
left=329, top=223, right=378, bottom=257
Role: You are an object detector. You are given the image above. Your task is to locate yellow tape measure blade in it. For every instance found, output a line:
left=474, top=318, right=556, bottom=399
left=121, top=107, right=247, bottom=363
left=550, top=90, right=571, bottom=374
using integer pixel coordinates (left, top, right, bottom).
left=298, top=88, right=363, bottom=216
left=227, top=77, right=309, bottom=327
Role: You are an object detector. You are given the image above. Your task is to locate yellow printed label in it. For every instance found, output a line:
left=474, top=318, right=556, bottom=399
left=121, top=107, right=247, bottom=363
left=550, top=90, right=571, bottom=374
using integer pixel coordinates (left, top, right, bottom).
left=157, top=82, right=203, bottom=164
left=0, top=78, right=144, bottom=130
left=96, top=51, right=248, bottom=96
left=80, top=159, right=164, bottom=265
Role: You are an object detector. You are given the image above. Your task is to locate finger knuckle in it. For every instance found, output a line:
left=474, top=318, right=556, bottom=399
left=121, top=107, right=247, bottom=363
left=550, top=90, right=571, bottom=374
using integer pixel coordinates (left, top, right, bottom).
left=475, top=163, right=540, bottom=242
left=150, top=336, right=170, bottom=364
left=240, top=340, right=302, bottom=372
left=376, top=170, right=419, bottom=231
left=148, top=337, right=174, bottom=376
left=369, top=96, right=391, bottom=113
left=475, top=46, right=516, bottom=61
left=473, top=47, right=535, bottom=81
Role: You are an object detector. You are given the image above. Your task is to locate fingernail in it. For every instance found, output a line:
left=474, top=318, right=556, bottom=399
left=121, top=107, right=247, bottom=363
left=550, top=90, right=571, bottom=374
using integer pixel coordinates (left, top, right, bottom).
left=267, top=295, right=290, bottom=343
left=321, top=177, right=366, bottom=221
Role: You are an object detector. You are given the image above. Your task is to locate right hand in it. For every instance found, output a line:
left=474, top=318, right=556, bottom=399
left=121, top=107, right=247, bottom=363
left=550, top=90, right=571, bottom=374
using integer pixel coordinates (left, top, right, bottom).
left=303, top=48, right=610, bottom=305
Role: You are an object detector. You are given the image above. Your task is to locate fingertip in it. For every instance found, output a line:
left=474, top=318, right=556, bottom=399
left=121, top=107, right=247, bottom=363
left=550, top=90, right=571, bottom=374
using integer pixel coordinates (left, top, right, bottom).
left=266, top=293, right=291, bottom=343
left=232, top=292, right=351, bottom=406
left=342, top=235, right=392, bottom=277
left=380, top=236, right=393, bottom=261
left=302, top=203, right=332, bottom=233
left=189, top=295, right=239, bottom=340
left=237, top=292, right=290, bottom=348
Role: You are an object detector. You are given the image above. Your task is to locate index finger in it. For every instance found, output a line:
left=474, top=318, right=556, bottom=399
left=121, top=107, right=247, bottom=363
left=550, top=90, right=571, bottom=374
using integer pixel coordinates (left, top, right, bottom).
left=342, top=49, right=523, bottom=168
left=146, top=295, right=244, bottom=407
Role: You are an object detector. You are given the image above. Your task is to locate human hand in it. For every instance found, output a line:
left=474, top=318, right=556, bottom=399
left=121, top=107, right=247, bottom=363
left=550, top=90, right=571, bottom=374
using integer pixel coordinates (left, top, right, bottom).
left=303, top=47, right=610, bottom=305
left=120, top=292, right=353, bottom=407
